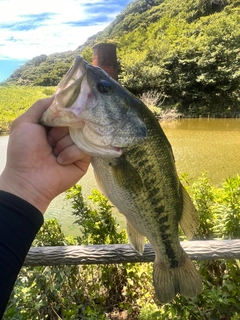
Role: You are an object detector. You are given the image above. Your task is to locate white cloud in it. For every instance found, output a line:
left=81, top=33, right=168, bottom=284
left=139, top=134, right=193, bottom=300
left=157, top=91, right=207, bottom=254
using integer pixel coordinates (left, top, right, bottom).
left=0, top=0, right=129, bottom=60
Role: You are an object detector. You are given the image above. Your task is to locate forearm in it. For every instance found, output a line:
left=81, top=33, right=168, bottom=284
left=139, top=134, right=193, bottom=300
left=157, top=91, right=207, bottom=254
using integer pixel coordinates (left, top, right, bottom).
left=0, top=191, right=43, bottom=318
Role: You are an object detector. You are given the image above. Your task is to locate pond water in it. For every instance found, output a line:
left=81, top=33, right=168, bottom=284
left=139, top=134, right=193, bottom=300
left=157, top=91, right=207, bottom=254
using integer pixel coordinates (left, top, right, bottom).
left=162, top=118, right=240, bottom=184
left=0, top=118, right=240, bottom=235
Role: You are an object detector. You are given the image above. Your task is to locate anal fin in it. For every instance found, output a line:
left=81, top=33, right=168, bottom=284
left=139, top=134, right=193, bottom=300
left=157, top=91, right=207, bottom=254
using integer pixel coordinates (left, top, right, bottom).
left=179, top=183, right=200, bottom=239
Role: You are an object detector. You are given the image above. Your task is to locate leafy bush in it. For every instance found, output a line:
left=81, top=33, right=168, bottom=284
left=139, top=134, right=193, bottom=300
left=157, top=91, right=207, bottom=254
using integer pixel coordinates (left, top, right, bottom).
left=4, top=187, right=154, bottom=319
left=4, top=175, right=240, bottom=319
left=66, top=186, right=127, bottom=245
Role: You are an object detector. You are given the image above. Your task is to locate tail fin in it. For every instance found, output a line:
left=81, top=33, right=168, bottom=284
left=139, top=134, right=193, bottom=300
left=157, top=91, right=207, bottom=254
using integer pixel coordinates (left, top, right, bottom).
left=153, top=254, right=202, bottom=303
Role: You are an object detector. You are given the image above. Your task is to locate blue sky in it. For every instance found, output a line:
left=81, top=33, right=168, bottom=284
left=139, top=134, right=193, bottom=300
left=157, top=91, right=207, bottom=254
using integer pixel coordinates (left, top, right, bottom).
left=0, top=0, right=132, bottom=82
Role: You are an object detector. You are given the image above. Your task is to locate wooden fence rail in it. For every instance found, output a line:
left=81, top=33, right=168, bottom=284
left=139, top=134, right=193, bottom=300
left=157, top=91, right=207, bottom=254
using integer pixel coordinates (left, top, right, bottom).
left=24, top=240, right=240, bottom=266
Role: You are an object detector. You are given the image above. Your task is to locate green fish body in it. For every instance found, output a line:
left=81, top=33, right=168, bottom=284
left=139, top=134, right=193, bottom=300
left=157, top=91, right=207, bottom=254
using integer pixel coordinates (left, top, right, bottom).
left=40, top=56, right=202, bottom=303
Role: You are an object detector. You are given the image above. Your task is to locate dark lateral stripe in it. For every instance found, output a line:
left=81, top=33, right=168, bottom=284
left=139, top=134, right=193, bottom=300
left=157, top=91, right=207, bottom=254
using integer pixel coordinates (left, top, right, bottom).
left=163, top=238, right=179, bottom=268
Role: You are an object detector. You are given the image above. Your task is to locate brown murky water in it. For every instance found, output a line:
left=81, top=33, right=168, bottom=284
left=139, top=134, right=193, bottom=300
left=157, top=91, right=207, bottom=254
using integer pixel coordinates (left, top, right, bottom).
left=1, top=118, right=240, bottom=235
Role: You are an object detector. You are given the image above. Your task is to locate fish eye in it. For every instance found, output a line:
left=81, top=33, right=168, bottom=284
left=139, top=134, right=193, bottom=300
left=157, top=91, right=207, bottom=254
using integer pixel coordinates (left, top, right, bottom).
left=97, top=80, right=112, bottom=94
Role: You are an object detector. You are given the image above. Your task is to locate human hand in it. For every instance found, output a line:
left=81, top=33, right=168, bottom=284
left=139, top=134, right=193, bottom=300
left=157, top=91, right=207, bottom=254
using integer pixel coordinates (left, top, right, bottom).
left=0, top=97, right=91, bottom=213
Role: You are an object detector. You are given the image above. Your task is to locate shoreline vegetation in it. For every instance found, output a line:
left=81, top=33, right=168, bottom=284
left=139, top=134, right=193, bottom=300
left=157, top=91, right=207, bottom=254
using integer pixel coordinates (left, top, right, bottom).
left=0, top=85, right=239, bottom=134
left=140, top=90, right=240, bottom=120
left=4, top=175, right=240, bottom=319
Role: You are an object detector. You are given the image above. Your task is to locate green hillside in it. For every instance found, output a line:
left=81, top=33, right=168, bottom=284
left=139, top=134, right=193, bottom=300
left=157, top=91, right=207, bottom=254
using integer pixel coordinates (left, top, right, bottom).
left=3, top=0, right=240, bottom=115
left=0, top=86, right=55, bottom=133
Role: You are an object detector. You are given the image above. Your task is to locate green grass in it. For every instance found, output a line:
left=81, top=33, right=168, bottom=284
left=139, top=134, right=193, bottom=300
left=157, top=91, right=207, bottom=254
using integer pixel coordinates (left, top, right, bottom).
left=0, top=85, right=56, bottom=133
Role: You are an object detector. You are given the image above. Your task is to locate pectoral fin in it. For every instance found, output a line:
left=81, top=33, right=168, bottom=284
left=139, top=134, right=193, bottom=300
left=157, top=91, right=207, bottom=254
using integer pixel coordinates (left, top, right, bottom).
left=111, top=156, right=143, bottom=193
left=179, top=184, right=200, bottom=239
left=126, top=219, right=145, bottom=255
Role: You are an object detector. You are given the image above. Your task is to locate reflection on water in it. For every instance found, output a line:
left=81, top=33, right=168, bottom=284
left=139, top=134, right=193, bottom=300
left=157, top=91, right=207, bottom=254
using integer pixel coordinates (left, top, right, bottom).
left=161, top=118, right=240, bottom=185
left=162, top=117, right=240, bottom=131
left=0, top=118, right=240, bottom=235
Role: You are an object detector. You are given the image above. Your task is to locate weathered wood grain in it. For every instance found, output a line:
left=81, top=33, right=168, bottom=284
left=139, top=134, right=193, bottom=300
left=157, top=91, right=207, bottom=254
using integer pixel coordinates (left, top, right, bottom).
left=24, top=240, right=240, bottom=266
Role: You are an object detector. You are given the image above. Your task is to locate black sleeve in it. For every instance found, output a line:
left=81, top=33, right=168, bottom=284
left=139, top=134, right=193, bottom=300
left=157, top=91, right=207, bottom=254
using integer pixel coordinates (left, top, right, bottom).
left=0, top=191, right=44, bottom=318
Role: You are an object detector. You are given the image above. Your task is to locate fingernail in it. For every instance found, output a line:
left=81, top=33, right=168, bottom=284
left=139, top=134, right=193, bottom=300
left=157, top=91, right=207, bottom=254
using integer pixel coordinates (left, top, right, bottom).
left=47, top=135, right=55, bottom=147
left=57, top=154, right=65, bottom=164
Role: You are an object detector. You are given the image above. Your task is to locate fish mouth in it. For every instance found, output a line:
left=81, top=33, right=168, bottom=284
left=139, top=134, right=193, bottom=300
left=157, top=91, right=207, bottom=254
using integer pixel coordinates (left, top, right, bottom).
left=40, top=56, right=88, bottom=127
left=40, top=55, right=147, bottom=158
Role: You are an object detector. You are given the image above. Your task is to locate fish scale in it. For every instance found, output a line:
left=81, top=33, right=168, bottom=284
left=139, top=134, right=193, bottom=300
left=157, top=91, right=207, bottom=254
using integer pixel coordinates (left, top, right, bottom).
left=92, top=110, right=187, bottom=273
left=40, top=55, right=203, bottom=303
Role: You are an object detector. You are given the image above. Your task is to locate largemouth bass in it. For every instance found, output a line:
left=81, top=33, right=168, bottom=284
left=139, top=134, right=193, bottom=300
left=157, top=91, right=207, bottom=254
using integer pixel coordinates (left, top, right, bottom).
left=40, top=56, right=202, bottom=303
